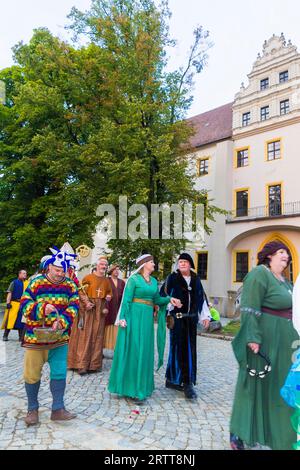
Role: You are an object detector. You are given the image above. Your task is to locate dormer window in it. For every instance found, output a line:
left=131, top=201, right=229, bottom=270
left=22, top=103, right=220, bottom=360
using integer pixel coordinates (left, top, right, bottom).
left=279, top=70, right=289, bottom=83
left=260, top=78, right=269, bottom=90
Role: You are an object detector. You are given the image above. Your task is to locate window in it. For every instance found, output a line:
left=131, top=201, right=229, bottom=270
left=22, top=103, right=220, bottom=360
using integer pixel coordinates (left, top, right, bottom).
left=279, top=70, right=289, bottom=83
left=267, top=140, right=281, bottom=161
left=236, top=148, right=249, bottom=167
left=197, top=252, right=208, bottom=280
left=280, top=99, right=290, bottom=115
left=260, top=78, right=269, bottom=90
left=261, top=106, right=270, bottom=121
left=268, top=184, right=282, bottom=216
left=235, top=190, right=248, bottom=217
left=235, top=252, right=249, bottom=282
left=242, top=112, right=251, bottom=127
left=198, top=158, right=209, bottom=176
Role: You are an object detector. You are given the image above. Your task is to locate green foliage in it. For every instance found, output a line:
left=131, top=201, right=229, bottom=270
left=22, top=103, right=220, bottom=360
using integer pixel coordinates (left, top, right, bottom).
left=0, top=0, right=224, bottom=295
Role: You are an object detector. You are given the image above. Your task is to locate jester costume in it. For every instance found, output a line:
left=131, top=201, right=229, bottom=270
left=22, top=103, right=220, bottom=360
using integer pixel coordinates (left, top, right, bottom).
left=20, top=246, right=79, bottom=425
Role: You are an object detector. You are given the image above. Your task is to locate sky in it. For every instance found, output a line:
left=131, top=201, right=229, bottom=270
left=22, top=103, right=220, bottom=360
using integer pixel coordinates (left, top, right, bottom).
left=0, top=0, right=300, bottom=117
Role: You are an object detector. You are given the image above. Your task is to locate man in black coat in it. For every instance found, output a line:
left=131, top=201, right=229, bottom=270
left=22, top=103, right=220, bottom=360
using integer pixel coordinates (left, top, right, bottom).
left=160, top=253, right=210, bottom=399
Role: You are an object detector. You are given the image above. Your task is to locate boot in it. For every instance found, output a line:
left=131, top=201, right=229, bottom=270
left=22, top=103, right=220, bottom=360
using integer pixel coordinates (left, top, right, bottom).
left=3, top=329, right=10, bottom=341
left=183, top=383, right=197, bottom=399
left=165, top=379, right=184, bottom=391
left=24, top=409, right=39, bottom=426
left=51, top=408, right=77, bottom=421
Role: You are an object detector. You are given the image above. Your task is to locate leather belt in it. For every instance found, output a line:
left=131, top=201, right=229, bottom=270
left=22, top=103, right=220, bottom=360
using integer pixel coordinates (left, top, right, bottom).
left=262, top=306, right=292, bottom=320
left=175, top=312, right=197, bottom=319
left=132, top=298, right=154, bottom=307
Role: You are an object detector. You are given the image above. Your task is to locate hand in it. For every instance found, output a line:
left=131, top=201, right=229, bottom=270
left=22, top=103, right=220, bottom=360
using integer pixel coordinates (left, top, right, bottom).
left=6, top=303, right=12, bottom=310
left=170, top=298, right=182, bottom=308
left=118, top=319, right=127, bottom=328
left=248, top=342, right=260, bottom=354
left=106, top=295, right=112, bottom=302
left=153, top=305, right=159, bottom=318
left=45, top=304, right=57, bottom=316
left=85, top=301, right=94, bottom=311
left=202, top=319, right=210, bottom=330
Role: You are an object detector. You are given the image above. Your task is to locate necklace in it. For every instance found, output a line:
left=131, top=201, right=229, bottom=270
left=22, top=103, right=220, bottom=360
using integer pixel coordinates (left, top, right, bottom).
left=140, top=273, right=151, bottom=284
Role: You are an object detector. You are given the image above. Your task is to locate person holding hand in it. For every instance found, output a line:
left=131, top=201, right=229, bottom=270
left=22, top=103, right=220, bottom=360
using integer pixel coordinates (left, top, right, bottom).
left=108, top=254, right=181, bottom=401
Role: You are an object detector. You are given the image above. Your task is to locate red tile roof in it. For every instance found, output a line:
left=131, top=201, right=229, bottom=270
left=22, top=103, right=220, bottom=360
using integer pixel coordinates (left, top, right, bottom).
left=187, top=102, right=233, bottom=148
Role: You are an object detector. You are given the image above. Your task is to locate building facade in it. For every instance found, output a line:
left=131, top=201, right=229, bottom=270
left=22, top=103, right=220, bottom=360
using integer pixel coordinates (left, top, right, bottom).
left=190, top=34, right=300, bottom=316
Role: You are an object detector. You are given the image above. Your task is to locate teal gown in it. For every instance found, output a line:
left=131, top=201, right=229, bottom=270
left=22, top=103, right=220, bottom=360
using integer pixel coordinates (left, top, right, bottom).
left=230, top=265, right=299, bottom=450
left=108, top=273, right=170, bottom=400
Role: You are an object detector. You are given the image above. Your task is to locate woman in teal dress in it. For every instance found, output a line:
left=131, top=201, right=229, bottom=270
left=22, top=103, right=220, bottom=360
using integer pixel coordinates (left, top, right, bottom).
left=108, top=254, right=181, bottom=401
left=230, top=241, right=299, bottom=450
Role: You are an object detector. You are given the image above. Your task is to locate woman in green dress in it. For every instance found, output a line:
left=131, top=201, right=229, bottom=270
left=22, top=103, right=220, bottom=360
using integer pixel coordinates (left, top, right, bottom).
left=108, top=254, right=181, bottom=401
left=230, top=241, right=299, bottom=450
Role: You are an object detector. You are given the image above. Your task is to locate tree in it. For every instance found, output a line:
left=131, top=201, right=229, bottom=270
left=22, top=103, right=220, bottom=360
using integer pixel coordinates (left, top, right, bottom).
left=0, top=0, right=224, bottom=294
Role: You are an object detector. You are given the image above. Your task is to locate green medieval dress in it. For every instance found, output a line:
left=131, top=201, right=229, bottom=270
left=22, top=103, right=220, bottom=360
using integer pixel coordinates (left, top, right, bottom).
left=108, top=273, right=170, bottom=400
left=230, top=264, right=299, bottom=450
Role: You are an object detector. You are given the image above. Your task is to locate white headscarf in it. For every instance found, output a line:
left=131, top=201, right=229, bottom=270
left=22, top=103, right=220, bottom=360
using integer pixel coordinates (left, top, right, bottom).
left=293, top=274, right=300, bottom=336
left=114, top=254, right=153, bottom=325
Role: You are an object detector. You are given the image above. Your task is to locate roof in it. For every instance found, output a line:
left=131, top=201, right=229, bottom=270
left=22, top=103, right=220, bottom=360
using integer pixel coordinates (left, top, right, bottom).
left=187, top=102, right=233, bottom=148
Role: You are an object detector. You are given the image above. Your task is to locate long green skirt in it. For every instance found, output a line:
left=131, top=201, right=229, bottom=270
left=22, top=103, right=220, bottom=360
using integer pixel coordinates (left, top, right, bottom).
left=108, top=303, right=155, bottom=400
left=230, top=313, right=298, bottom=450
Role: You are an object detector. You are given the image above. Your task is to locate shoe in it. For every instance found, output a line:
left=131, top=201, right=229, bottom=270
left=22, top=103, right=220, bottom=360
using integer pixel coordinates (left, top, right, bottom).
left=183, top=383, right=197, bottom=399
left=77, top=369, right=88, bottom=376
left=88, top=369, right=101, bottom=374
left=50, top=408, right=77, bottom=421
left=230, top=433, right=245, bottom=450
left=165, top=380, right=184, bottom=391
left=24, top=409, right=39, bottom=426
left=2, top=336, right=8, bottom=342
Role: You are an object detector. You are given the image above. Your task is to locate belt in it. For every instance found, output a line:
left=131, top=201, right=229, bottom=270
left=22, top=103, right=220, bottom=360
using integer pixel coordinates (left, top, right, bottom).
left=175, top=312, right=197, bottom=319
left=132, top=298, right=154, bottom=307
left=262, top=307, right=292, bottom=320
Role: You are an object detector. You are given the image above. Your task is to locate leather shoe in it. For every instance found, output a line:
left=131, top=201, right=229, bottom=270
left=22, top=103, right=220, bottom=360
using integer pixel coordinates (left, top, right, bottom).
left=77, top=369, right=88, bottom=376
left=165, top=380, right=184, bottom=391
left=24, top=409, right=39, bottom=426
left=183, top=383, right=197, bottom=399
left=50, top=408, right=77, bottom=421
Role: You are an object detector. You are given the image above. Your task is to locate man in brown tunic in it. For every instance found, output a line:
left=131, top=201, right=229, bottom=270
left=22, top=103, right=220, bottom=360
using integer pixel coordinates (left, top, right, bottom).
left=68, top=257, right=112, bottom=374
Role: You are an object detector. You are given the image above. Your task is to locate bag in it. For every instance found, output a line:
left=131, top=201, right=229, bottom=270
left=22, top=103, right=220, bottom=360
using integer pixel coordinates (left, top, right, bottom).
left=33, top=309, right=64, bottom=344
left=166, top=313, right=175, bottom=330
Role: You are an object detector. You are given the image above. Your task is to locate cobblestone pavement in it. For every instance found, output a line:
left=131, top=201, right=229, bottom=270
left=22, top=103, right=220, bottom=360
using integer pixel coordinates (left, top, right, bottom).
left=0, top=323, right=237, bottom=450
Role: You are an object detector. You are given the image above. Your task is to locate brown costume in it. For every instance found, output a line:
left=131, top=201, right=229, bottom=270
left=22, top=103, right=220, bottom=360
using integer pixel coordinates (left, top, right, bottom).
left=68, top=274, right=112, bottom=372
left=103, top=277, right=125, bottom=351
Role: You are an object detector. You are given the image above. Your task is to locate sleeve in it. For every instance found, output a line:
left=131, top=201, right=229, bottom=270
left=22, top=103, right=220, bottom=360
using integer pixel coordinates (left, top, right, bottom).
left=118, top=276, right=136, bottom=321
left=153, top=288, right=171, bottom=307
left=239, top=268, right=268, bottom=345
left=19, top=282, right=48, bottom=324
left=58, top=283, right=79, bottom=330
left=199, top=300, right=211, bottom=322
left=6, top=281, right=14, bottom=293
left=106, top=279, right=113, bottom=298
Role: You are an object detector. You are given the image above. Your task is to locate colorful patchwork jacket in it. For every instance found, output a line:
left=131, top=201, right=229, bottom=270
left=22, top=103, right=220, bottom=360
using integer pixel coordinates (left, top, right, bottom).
left=20, top=274, right=79, bottom=350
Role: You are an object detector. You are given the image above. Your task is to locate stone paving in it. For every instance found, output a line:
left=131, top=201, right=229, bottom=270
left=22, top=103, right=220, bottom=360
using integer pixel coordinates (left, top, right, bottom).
left=0, top=321, right=237, bottom=450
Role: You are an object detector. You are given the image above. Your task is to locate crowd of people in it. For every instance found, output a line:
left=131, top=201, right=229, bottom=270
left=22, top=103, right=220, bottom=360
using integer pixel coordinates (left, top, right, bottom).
left=1, top=241, right=300, bottom=450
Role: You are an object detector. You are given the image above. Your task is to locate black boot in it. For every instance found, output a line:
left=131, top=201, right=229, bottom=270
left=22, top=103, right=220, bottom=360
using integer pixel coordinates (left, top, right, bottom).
left=3, top=329, right=10, bottom=341
left=165, top=380, right=184, bottom=391
left=183, top=383, right=197, bottom=399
